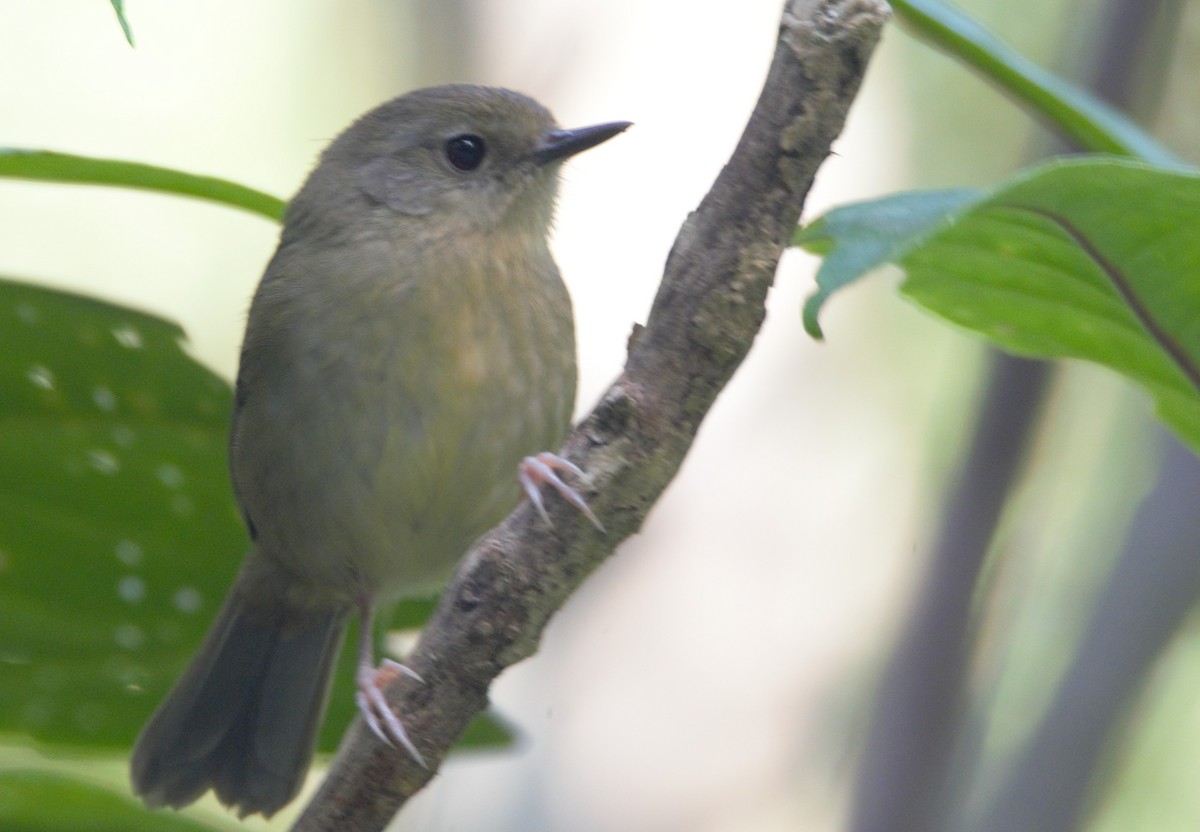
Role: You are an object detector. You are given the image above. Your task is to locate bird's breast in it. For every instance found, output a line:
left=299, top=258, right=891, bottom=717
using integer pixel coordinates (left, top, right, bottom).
left=232, top=233, right=576, bottom=601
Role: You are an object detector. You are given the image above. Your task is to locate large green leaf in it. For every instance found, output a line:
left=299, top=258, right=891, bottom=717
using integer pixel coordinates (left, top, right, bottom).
left=0, top=278, right=510, bottom=754
left=0, top=769, right=217, bottom=831
left=796, top=157, right=1200, bottom=455
left=0, top=278, right=242, bottom=750
left=800, top=187, right=980, bottom=338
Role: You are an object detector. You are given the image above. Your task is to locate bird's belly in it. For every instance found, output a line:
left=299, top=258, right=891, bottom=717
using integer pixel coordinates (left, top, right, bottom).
left=235, top=318, right=573, bottom=603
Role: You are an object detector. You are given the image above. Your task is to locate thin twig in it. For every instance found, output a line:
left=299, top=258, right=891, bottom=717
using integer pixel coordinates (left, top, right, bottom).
left=291, top=1, right=890, bottom=829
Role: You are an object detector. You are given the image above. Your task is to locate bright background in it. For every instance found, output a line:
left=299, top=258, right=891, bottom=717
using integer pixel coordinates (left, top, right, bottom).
left=2, top=1, right=1199, bottom=830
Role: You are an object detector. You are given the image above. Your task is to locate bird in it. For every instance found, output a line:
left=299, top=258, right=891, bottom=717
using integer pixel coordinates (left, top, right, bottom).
left=130, top=84, right=628, bottom=818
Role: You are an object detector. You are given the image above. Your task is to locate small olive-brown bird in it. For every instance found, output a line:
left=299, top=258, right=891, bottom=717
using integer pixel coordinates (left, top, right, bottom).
left=130, top=85, right=627, bottom=818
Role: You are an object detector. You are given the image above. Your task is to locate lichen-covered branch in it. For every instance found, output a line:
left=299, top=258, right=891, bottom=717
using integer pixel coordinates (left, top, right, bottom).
left=291, top=1, right=889, bottom=829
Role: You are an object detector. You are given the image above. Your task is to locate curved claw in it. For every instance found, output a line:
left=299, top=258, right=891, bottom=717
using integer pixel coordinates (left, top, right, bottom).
left=356, top=659, right=427, bottom=768
left=518, top=451, right=604, bottom=531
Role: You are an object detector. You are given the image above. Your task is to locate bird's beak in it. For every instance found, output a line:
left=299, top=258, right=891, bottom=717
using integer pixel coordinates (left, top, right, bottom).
left=531, top=121, right=632, bottom=166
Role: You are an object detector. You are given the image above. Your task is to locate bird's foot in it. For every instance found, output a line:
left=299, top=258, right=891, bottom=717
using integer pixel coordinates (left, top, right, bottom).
left=355, top=659, right=427, bottom=767
left=518, top=451, right=603, bottom=531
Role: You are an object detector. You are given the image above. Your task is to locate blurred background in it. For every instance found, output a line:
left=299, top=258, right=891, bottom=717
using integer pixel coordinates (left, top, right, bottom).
left=2, top=0, right=1199, bottom=830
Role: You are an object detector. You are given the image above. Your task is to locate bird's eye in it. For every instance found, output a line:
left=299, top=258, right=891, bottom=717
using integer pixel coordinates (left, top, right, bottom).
left=445, top=134, right=486, bottom=171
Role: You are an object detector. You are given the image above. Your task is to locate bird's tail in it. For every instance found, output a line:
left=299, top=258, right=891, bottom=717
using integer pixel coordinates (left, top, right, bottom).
left=130, top=555, right=349, bottom=818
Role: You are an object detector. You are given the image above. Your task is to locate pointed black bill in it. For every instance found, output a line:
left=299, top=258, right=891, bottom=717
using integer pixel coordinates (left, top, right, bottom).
left=531, top=120, right=632, bottom=166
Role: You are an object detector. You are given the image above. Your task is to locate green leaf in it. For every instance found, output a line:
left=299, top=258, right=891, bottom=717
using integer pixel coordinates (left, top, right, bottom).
left=0, top=277, right=511, bottom=754
left=0, top=150, right=285, bottom=222
left=0, top=277, right=242, bottom=750
left=796, top=157, right=1200, bottom=455
left=109, top=0, right=135, bottom=48
left=385, top=596, right=440, bottom=631
left=797, top=188, right=980, bottom=338
left=0, top=769, right=218, bottom=831
left=889, top=0, right=1183, bottom=168
left=459, top=709, right=518, bottom=749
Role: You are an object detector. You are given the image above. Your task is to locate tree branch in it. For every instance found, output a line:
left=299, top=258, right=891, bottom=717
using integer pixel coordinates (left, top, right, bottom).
left=291, top=1, right=889, bottom=828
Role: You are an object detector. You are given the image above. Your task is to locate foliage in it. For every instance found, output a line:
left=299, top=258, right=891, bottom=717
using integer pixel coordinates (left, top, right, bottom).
left=109, top=0, right=135, bottom=48
left=1, top=0, right=1194, bottom=826
left=798, top=159, right=1200, bottom=453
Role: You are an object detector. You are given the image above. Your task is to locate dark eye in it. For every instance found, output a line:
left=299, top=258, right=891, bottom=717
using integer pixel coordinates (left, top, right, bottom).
left=445, top=134, right=486, bottom=171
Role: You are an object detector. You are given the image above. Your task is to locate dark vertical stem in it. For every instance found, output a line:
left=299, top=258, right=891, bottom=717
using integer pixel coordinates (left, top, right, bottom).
left=972, top=1, right=1195, bottom=828
left=849, top=354, right=1049, bottom=832
left=850, top=2, right=1186, bottom=830
left=976, top=428, right=1200, bottom=831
